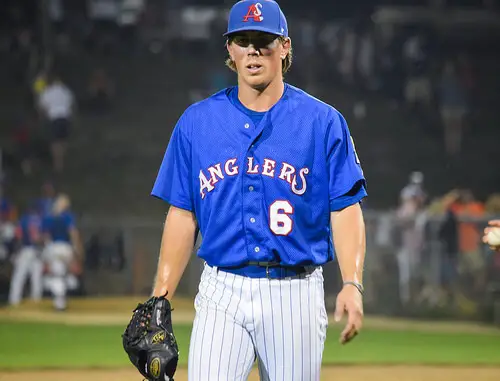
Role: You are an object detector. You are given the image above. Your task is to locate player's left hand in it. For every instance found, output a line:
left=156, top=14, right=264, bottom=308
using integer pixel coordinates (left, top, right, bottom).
left=334, top=284, right=363, bottom=345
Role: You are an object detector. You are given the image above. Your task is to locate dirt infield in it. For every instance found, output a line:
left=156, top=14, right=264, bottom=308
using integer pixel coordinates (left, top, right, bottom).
left=2, top=366, right=500, bottom=381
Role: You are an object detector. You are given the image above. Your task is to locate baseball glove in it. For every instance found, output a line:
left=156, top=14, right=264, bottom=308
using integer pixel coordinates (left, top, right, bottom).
left=122, top=294, right=179, bottom=381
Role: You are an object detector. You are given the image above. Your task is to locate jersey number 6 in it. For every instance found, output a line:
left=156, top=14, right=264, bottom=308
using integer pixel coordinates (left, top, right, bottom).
left=269, top=200, right=293, bottom=236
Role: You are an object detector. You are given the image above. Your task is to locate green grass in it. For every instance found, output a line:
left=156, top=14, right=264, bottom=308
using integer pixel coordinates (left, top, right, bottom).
left=0, top=321, right=499, bottom=370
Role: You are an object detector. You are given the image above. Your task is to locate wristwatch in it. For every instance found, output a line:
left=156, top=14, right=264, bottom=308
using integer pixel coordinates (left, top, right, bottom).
left=343, top=281, right=364, bottom=295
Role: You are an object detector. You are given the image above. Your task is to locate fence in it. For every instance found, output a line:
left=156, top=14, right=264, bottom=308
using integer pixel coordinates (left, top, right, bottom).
left=1, top=210, right=500, bottom=323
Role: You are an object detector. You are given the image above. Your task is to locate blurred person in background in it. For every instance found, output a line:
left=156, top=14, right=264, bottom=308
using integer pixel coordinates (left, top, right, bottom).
left=32, top=69, right=48, bottom=100
left=438, top=61, right=468, bottom=158
left=8, top=203, right=43, bottom=306
left=38, top=72, right=75, bottom=173
left=41, top=194, right=83, bottom=311
left=396, top=176, right=428, bottom=305
left=36, top=180, right=57, bottom=217
left=10, top=112, right=37, bottom=176
left=0, top=183, right=18, bottom=261
left=338, top=24, right=357, bottom=86
left=451, top=190, right=485, bottom=257
left=450, top=190, right=486, bottom=294
left=0, top=185, right=18, bottom=223
left=356, top=26, right=376, bottom=91
left=438, top=190, right=460, bottom=301
left=86, top=67, right=115, bottom=114
left=400, top=171, right=426, bottom=203
left=403, top=31, right=432, bottom=113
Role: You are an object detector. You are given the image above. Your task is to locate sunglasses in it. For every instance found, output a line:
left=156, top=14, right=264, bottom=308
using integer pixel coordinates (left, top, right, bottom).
left=228, top=33, right=279, bottom=48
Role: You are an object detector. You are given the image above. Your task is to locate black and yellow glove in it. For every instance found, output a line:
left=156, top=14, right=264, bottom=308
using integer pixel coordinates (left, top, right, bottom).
left=122, top=295, right=179, bottom=380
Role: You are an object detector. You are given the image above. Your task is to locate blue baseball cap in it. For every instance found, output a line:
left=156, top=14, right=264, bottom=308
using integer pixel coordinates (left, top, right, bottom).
left=224, top=0, right=288, bottom=37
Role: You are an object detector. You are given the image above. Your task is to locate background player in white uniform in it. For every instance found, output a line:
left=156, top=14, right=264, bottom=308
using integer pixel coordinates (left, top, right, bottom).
left=8, top=204, right=43, bottom=305
left=41, top=194, right=83, bottom=310
left=150, top=1, right=367, bottom=380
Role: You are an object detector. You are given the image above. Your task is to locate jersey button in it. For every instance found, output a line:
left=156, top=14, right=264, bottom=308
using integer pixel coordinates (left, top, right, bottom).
left=248, top=186, right=254, bottom=191
left=244, top=123, right=250, bottom=129
left=250, top=218, right=256, bottom=223
left=254, top=247, right=260, bottom=253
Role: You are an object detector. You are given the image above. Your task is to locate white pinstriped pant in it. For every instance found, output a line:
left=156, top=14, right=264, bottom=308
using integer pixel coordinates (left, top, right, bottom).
left=188, top=264, right=328, bottom=381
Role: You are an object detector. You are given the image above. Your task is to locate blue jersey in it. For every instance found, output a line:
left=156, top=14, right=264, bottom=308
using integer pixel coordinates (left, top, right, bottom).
left=152, top=84, right=367, bottom=267
left=42, top=211, right=76, bottom=243
left=17, top=213, right=42, bottom=247
left=37, top=197, right=55, bottom=217
left=1, top=197, right=14, bottom=221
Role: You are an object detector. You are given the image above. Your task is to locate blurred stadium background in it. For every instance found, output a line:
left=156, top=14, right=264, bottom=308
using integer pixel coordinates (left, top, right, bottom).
left=0, top=0, right=500, bottom=380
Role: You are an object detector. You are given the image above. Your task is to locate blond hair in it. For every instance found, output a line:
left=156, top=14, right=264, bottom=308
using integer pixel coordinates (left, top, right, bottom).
left=52, top=193, right=71, bottom=215
left=225, top=36, right=293, bottom=75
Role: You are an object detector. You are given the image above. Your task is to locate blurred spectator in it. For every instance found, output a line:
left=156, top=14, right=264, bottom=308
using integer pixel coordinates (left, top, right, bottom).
left=403, top=32, right=432, bottom=111
left=438, top=190, right=460, bottom=297
left=10, top=27, right=36, bottom=84
left=450, top=190, right=487, bottom=295
left=0, top=191, right=17, bottom=223
left=296, top=13, right=318, bottom=92
left=356, top=28, right=376, bottom=90
left=376, top=24, right=402, bottom=104
left=396, top=180, right=428, bottom=305
left=86, top=0, right=120, bottom=53
left=8, top=202, right=43, bottom=306
left=338, top=25, right=357, bottom=85
left=86, top=68, right=114, bottom=114
left=36, top=181, right=57, bottom=217
left=400, top=171, right=427, bottom=204
left=32, top=70, right=48, bottom=100
left=38, top=72, right=75, bottom=173
left=451, top=190, right=485, bottom=256
left=0, top=187, right=18, bottom=261
left=10, top=113, right=38, bottom=176
left=438, top=61, right=468, bottom=158
left=485, top=193, right=500, bottom=214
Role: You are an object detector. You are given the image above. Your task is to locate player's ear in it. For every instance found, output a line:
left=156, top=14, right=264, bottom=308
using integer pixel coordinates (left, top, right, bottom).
left=280, top=37, right=291, bottom=60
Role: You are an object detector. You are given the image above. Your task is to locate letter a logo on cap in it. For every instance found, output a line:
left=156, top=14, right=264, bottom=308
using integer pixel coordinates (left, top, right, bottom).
left=243, top=3, right=264, bottom=22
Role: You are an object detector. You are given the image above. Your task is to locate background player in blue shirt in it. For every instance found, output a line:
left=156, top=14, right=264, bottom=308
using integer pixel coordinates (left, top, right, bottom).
left=8, top=203, right=43, bottom=305
left=41, top=193, right=83, bottom=311
left=143, top=1, right=367, bottom=380
left=36, top=180, right=57, bottom=217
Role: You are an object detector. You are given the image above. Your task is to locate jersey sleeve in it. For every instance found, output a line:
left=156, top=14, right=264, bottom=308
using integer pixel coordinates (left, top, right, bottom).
left=66, top=213, right=76, bottom=229
left=326, top=111, right=367, bottom=211
left=41, top=216, right=50, bottom=233
left=151, top=112, right=194, bottom=211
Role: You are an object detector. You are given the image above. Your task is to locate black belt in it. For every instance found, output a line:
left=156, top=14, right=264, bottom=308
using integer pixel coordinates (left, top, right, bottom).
left=217, top=261, right=317, bottom=279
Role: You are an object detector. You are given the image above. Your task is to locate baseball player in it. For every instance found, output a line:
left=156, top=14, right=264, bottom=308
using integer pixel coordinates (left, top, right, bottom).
left=41, top=194, right=83, bottom=310
left=146, top=1, right=367, bottom=380
left=8, top=203, right=44, bottom=306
